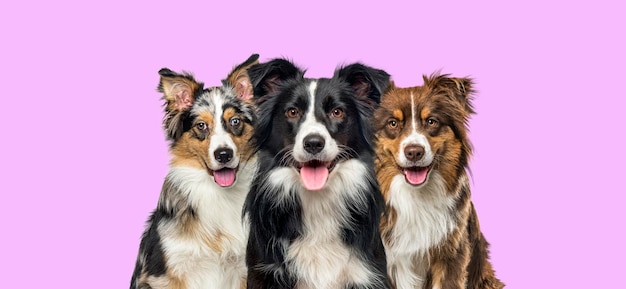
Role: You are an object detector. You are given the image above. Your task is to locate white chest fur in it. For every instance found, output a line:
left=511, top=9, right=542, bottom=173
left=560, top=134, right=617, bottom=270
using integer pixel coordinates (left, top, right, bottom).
left=385, top=172, right=456, bottom=289
left=268, top=159, right=380, bottom=289
left=158, top=162, right=256, bottom=289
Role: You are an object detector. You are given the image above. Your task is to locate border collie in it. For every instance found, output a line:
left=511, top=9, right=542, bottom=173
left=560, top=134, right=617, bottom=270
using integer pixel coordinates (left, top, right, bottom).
left=244, top=59, right=391, bottom=289
left=373, top=74, right=504, bottom=289
left=130, top=54, right=259, bottom=289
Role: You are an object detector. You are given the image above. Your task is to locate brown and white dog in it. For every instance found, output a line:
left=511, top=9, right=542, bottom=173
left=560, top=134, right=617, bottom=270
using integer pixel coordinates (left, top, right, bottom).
left=374, top=74, right=504, bottom=289
left=130, top=54, right=259, bottom=289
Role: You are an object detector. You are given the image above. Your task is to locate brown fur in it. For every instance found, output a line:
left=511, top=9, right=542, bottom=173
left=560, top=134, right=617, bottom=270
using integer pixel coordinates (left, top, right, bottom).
left=374, top=74, right=503, bottom=289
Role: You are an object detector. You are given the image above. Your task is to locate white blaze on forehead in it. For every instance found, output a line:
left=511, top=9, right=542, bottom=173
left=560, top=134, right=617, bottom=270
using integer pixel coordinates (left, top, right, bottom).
left=398, top=92, right=433, bottom=167
left=208, top=91, right=238, bottom=169
left=293, top=80, right=339, bottom=163
left=411, top=92, right=417, bottom=131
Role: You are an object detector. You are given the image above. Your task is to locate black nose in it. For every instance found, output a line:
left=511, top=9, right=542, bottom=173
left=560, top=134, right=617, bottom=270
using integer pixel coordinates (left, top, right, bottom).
left=303, top=134, right=325, bottom=155
left=404, top=144, right=425, bottom=162
left=214, top=148, right=233, bottom=164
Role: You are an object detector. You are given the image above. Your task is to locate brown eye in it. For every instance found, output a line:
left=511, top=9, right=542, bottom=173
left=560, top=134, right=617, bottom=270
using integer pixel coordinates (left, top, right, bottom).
left=286, top=107, right=300, bottom=119
left=196, top=121, right=207, bottom=131
left=388, top=119, right=398, bottom=128
left=330, top=108, right=344, bottom=119
left=230, top=117, right=241, bottom=127
left=426, top=118, right=438, bottom=126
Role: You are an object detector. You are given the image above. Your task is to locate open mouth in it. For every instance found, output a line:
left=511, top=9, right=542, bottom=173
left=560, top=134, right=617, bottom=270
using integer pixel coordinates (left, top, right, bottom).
left=402, top=165, right=431, bottom=186
left=210, top=167, right=238, bottom=187
left=296, top=160, right=336, bottom=191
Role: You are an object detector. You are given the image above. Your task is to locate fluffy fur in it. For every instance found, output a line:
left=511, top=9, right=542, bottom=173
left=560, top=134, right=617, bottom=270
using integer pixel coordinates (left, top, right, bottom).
left=130, top=54, right=259, bottom=289
left=244, top=59, right=391, bottom=289
left=374, top=74, right=504, bottom=289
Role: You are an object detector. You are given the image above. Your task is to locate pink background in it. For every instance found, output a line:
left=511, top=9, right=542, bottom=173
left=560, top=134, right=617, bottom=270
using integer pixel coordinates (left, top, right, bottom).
left=1, top=1, right=624, bottom=288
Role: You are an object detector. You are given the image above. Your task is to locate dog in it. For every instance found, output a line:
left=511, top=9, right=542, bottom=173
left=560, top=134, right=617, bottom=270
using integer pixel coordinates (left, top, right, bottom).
left=130, top=54, right=259, bottom=289
left=243, top=58, right=392, bottom=289
left=374, top=73, right=504, bottom=289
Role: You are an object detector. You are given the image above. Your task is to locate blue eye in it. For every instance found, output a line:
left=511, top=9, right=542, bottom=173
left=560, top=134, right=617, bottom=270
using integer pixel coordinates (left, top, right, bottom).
left=230, top=117, right=241, bottom=127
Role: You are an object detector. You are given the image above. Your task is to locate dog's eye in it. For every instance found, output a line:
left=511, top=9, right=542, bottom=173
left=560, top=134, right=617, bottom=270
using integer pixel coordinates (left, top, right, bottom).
left=196, top=121, right=207, bottom=131
left=426, top=118, right=439, bottom=126
left=388, top=119, right=398, bottom=128
left=230, top=117, right=241, bottom=127
left=286, top=107, right=300, bottom=119
left=330, top=108, right=344, bottom=119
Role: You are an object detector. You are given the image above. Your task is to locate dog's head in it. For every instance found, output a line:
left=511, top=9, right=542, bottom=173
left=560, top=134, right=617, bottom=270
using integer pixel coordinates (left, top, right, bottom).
left=248, top=59, right=389, bottom=190
left=157, top=54, right=259, bottom=187
left=374, top=74, right=474, bottom=192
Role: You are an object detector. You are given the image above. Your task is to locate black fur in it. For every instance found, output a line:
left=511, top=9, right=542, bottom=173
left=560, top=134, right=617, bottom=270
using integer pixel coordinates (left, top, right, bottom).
left=244, top=59, right=391, bottom=289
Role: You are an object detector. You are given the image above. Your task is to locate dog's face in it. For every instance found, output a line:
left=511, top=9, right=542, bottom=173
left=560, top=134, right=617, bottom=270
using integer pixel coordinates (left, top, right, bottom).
left=374, top=74, right=474, bottom=193
left=157, top=54, right=258, bottom=187
left=249, top=60, right=389, bottom=190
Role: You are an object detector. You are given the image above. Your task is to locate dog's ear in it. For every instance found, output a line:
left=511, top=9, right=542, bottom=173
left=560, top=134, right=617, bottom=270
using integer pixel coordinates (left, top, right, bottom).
left=247, top=58, right=304, bottom=104
left=158, top=68, right=202, bottom=112
left=224, top=54, right=259, bottom=101
left=426, top=74, right=475, bottom=115
left=335, top=63, right=390, bottom=107
left=157, top=68, right=203, bottom=140
left=425, top=74, right=475, bottom=161
left=336, top=64, right=390, bottom=149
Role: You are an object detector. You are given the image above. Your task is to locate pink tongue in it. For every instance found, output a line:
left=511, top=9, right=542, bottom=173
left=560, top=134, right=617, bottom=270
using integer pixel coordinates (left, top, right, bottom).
left=404, top=167, right=428, bottom=185
left=214, top=168, right=236, bottom=187
left=300, top=165, right=329, bottom=191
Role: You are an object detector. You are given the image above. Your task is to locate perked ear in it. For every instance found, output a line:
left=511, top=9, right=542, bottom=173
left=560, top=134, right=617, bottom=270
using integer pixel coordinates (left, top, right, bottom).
left=426, top=74, right=475, bottom=114
left=158, top=68, right=202, bottom=113
left=157, top=68, right=203, bottom=140
left=334, top=63, right=390, bottom=107
left=247, top=58, right=304, bottom=104
left=224, top=54, right=260, bottom=101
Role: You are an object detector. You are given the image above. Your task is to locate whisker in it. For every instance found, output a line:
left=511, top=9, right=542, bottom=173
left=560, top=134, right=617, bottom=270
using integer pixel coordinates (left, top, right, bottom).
left=336, top=145, right=358, bottom=162
left=431, top=154, right=444, bottom=170
left=275, top=145, right=295, bottom=167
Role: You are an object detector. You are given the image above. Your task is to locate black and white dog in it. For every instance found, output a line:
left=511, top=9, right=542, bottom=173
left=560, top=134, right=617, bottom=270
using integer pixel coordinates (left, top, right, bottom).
left=244, top=59, right=391, bottom=289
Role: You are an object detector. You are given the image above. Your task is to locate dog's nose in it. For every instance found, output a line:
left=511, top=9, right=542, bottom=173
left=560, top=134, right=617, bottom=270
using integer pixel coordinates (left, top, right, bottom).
left=215, top=148, right=234, bottom=164
left=303, top=134, right=325, bottom=155
left=404, top=145, right=425, bottom=162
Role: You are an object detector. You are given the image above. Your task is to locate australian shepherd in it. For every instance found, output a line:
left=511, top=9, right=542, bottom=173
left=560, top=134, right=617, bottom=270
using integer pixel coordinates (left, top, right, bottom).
left=244, top=59, right=391, bottom=289
left=130, top=54, right=259, bottom=289
left=374, top=74, right=504, bottom=289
